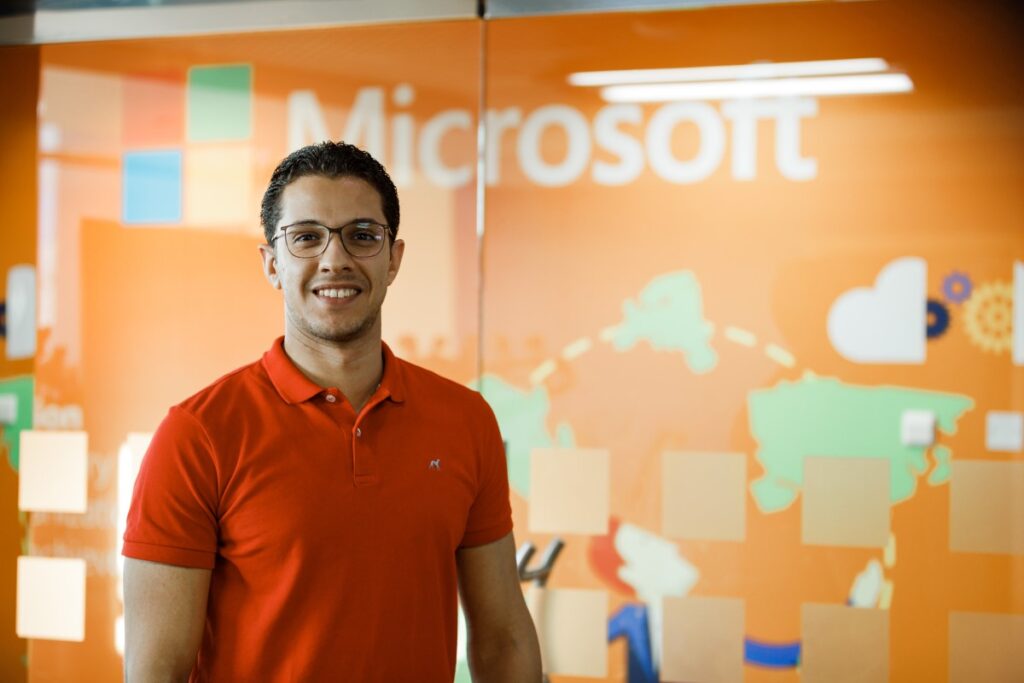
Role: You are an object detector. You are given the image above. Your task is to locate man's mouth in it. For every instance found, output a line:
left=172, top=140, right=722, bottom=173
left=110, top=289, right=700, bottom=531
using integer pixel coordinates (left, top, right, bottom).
left=313, top=287, right=360, bottom=300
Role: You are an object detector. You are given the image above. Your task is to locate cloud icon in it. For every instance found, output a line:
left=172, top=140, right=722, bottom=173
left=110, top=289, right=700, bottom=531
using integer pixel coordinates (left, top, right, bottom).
left=827, top=257, right=926, bottom=364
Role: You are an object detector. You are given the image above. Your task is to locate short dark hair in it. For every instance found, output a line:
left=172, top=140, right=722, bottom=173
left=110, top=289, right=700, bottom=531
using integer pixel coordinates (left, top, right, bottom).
left=260, top=141, right=400, bottom=244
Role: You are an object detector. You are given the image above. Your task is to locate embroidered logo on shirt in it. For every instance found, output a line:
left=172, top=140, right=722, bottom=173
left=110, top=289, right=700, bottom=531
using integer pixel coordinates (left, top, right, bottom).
left=428, top=459, right=441, bottom=471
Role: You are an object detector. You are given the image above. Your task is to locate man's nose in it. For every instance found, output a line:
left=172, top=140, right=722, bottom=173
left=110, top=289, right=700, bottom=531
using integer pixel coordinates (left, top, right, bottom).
left=318, top=232, right=354, bottom=270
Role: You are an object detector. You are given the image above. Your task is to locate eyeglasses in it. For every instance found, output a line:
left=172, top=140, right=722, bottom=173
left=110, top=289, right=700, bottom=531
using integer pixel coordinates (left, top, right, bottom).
left=271, top=221, right=391, bottom=259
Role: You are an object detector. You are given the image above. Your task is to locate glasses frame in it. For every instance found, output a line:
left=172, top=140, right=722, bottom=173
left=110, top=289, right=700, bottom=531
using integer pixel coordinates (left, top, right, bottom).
left=270, top=220, right=393, bottom=260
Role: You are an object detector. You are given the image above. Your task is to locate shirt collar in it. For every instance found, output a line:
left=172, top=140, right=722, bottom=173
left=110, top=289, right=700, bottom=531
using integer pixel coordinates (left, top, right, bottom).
left=262, top=336, right=406, bottom=405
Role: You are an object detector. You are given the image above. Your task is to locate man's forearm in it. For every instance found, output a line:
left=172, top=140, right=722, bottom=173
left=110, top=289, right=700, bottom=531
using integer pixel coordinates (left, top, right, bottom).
left=467, top=622, right=543, bottom=683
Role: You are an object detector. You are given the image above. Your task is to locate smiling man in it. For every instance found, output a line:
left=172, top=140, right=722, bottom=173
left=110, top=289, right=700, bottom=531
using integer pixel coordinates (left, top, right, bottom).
left=122, top=141, right=542, bottom=682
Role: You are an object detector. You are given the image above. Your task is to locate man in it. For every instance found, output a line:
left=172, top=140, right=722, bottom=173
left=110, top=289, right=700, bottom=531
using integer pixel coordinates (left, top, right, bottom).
left=122, top=141, right=542, bottom=682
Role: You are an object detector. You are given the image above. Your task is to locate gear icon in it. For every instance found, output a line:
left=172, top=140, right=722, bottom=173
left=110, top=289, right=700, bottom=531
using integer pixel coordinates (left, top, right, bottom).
left=962, top=280, right=1013, bottom=353
left=942, top=271, right=973, bottom=304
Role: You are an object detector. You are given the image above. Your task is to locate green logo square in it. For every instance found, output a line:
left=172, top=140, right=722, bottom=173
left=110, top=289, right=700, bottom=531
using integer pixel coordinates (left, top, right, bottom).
left=187, top=64, right=252, bottom=142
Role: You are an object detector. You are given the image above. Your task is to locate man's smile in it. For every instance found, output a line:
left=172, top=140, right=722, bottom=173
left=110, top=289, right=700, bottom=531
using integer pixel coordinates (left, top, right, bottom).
left=311, top=284, right=362, bottom=302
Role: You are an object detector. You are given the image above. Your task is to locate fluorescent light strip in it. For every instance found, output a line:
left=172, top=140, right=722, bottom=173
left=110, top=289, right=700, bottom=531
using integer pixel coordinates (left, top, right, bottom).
left=570, top=58, right=890, bottom=87
left=601, top=73, right=914, bottom=102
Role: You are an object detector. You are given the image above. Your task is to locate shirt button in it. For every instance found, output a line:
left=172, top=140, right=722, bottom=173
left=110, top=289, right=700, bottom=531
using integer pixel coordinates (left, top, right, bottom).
left=325, top=394, right=337, bottom=403
left=355, top=428, right=362, bottom=437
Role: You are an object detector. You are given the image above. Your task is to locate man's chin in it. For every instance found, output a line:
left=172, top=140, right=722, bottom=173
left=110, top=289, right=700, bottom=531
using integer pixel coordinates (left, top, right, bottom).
left=300, top=315, right=378, bottom=345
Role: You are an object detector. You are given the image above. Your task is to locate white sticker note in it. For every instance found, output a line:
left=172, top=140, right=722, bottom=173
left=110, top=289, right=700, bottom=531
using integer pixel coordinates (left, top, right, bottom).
left=986, top=411, right=1023, bottom=453
left=16, top=556, right=86, bottom=641
left=18, top=430, right=88, bottom=513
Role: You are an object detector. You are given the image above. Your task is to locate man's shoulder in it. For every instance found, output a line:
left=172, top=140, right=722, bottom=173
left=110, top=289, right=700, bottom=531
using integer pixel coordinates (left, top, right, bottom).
left=174, top=356, right=270, bottom=418
left=393, top=354, right=488, bottom=410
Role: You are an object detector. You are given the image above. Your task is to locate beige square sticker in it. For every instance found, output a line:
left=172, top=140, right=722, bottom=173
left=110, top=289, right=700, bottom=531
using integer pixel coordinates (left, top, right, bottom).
left=663, top=452, right=746, bottom=542
left=949, top=611, right=1024, bottom=682
left=16, top=556, right=87, bottom=642
left=529, top=448, right=609, bottom=535
left=802, top=456, right=890, bottom=548
left=801, top=603, right=889, bottom=682
left=18, top=430, right=89, bottom=514
left=528, top=587, right=607, bottom=678
left=661, top=595, right=745, bottom=682
left=949, top=460, right=1024, bottom=555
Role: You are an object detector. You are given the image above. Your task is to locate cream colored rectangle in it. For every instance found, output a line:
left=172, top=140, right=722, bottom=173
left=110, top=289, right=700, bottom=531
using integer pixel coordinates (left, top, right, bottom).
left=801, top=603, right=889, bottom=682
left=949, top=611, right=1024, bottom=682
left=184, top=144, right=253, bottom=228
left=18, top=430, right=89, bottom=513
left=802, top=456, right=890, bottom=548
left=529, top=587, right=607, bottom=678
left=16, top=556, right=86, bottom=642
left=661, top=595, right=745, bottom=682
left=949, top=460, right=1024, bottom=555
left=529, top=448, right=609, bottom=535
left=663, top=452, right=746, bottom=541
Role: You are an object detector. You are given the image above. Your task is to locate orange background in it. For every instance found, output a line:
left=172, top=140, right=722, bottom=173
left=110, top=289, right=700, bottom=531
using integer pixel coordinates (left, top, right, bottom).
left=0, top=1, right=1021, bottom=681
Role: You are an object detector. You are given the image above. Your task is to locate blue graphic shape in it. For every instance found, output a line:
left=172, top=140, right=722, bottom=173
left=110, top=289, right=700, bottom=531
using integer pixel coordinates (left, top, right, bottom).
left=926, top=298, right=950, bottom=339
left=607, top=603, right=656, bottom=683
left=745, top=638, right=801, bottom=668
left=122, top=150, right=183, bottom=224
left=942, top=271, right=973, bottom=304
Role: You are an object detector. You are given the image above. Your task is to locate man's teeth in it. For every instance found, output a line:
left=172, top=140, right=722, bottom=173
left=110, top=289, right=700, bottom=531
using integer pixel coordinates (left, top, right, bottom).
left=317, top=288, right=357, bottom=299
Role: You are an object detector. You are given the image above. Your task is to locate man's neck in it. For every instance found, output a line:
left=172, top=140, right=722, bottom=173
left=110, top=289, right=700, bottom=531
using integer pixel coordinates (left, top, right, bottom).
left=282, top=328, right=383, bottom=413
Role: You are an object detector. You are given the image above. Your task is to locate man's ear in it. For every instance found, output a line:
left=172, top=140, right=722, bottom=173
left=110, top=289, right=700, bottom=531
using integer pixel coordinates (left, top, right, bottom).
left=386, top=238, right=405, bottom=287
left=258, top=243, right=282, bottom=289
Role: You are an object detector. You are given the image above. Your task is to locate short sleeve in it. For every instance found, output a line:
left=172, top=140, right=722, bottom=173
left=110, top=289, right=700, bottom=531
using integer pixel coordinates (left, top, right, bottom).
left=459, top=397, right=514, bottom=548
left=122, top=406, right=220, bottom=569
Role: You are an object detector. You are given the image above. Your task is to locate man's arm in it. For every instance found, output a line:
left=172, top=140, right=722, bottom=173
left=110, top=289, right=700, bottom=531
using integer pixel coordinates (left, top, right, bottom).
left=456, top=532, right=543, bottom=683
left=123, top=558, right=211, bottom=683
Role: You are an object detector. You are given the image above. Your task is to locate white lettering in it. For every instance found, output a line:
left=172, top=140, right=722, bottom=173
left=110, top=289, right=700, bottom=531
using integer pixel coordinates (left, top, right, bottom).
left=775, top=97, right=818, bottom=180
left=419, top=110, right=473, bottom=188
left=593, top=104, right=644, bottom=186
left=518, top=105, right=591, bottom=187
left=646, top=102, right=725, bottom=184
left=391, top=85, right=416, bottom=185
left=485, top=107, right=522, bottom=186
left=286, top=90, right=329, bottom=153
left=285, top=87, right=820, bottom=188
left=342, top=87, right=386, bottom=160
left=721, top=98, right=760, bottom=181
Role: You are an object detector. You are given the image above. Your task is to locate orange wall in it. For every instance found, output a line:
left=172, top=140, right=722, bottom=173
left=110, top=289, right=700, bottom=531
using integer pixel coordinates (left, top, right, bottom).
left=0, top=44, right=39, bottom=683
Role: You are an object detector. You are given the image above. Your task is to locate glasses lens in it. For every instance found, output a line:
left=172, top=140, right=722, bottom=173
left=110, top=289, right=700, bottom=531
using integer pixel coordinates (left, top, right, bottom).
left=341, top=222, right=387, bottom=258
left=286, top=224, right=330, bottom=257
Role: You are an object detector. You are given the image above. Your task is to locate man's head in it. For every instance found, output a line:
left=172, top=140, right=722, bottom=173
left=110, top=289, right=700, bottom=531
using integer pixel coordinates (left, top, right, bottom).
left=258, top=141, right=405, bottom=346
left=260, top=141, right=400, bottom=243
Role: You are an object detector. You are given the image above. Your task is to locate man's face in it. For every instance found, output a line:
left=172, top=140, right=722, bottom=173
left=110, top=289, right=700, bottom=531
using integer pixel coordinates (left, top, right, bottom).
left=259, top=174, right=404, bottom=345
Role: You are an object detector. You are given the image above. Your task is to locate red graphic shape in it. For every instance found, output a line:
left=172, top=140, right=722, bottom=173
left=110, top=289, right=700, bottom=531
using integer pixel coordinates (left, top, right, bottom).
left=123, top=71, right=185, bottom=147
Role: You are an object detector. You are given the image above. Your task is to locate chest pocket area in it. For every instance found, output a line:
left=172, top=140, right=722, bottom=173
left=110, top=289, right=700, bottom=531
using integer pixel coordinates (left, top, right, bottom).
left=381, top=447, right=478, bottom=552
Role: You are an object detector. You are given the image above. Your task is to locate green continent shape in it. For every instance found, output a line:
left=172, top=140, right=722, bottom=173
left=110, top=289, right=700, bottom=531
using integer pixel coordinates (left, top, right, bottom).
left=611, top=271, right=717, bottom=374
left=928, top=445, right=952, bottom=486
left=748, top=374, right=973, bottom=513
left=0, top=376, right=34, bottom=471
left=472, top=374, right=574, bottom=499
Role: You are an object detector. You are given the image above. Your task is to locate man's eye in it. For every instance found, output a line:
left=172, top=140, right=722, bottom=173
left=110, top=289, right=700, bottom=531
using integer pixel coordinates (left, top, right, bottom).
left=350, top=230, right=381, bottom=242
left=292, top=232, right=323, bottom=242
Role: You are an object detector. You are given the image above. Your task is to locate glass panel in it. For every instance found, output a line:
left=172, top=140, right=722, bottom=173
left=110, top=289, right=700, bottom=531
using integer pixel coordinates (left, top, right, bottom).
left=481, top=3, right=1024, bottom=681
left=30, top=20, right=481, bottom=680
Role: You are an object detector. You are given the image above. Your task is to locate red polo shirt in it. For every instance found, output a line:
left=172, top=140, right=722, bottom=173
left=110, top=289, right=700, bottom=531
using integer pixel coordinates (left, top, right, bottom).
left=123, top=338, right=512, bottom=682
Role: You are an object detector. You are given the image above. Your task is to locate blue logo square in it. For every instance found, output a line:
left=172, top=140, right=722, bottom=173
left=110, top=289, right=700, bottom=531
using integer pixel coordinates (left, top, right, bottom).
left=122, top=150, right=183, bottom=224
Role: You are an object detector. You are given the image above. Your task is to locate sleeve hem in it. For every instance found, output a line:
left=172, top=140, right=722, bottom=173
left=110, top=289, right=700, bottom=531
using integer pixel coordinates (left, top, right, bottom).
left=122, top=539, right=216, bottom=570
left=459, top=518, right=513, bottom=549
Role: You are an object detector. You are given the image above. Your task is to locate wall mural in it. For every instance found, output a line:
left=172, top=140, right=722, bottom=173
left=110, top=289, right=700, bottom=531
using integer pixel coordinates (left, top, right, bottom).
left=13, top=1, right=1023, bottom=681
